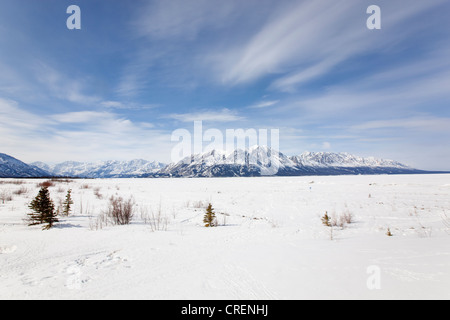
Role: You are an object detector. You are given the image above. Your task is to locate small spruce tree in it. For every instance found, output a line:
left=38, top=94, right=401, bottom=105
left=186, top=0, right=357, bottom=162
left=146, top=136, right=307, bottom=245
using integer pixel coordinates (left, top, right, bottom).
left=203, top=203, right=217, bottom=227
left=386, top=227, right=393, bottom=237
left=321, top=211, right=331, bottom=227
left=27, top=186, right=58, bottom=230
left=62, top=189, right=74, bottom=216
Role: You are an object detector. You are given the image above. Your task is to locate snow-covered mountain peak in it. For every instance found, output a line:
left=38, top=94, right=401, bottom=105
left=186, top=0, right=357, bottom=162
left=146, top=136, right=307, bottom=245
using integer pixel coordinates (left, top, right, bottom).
left=1, top=147, right=420, bottom=179
left=159, top=146, right=417, bottom=177
left=31, top=159, right=166, bottom=178
left=0, top=153, right=50, bottom=178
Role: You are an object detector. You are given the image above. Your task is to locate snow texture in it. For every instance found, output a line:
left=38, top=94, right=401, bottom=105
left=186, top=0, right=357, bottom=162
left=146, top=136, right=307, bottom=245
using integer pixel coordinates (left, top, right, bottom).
left=0, top=174, right=449, bottom=299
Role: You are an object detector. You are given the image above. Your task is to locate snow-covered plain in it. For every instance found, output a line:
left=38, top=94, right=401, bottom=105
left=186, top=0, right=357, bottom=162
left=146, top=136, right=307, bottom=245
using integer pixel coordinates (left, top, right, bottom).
left=0, top=174, right=449, bottom=300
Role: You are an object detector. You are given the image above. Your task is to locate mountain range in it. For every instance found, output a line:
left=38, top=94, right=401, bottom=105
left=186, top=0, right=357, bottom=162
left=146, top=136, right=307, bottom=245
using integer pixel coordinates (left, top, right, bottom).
left=154, top=146, right=425, bottom=178
left=31, top=159, right=166, bottom=179
left=0, top=153, right=50, bottom=178
left=0, top=147, right=431, bottom=178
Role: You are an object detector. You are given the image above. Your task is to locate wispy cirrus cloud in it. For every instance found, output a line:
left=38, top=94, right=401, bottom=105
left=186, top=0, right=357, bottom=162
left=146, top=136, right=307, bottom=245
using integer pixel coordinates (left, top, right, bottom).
left=100, top=100, right=160, bottom=111
left=0, top=99, right=170, bottom=163
left=214, top=0, right=448, bottom=90
left=1, top=0, right=450, bottom=170
left=33, top=62, right=101, bottom=106
left=248, top=100, right=279, bottom=109
left=351, top=117, right=450, bottom=132
left=132, top=0, right=240, bottom=40
left=217, top=1, right=358, bottom=86
left=165, top=108, right=244, bottom=123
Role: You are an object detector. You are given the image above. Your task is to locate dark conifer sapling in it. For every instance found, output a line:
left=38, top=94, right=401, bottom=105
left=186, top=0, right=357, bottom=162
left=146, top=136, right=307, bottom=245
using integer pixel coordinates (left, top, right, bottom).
left=27, top=186, right=58, bottom=230
left=203, top=203, right=217, bottom=227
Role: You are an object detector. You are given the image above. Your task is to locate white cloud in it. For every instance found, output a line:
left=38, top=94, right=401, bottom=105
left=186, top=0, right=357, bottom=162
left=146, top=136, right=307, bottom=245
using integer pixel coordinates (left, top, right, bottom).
left=165, top=108, right=244, bottom=123
left=217, top=1, right=360, bottom=85
left=33, top=62, right=101, bottom=105
left=248, top=100, right=279, bottom=109
left=213, top=0, right=448, bottom=90
left=133, top=0, right=240, bottom=40
left=351, top=117, right=450, bottom=132
left=51, top=111, right=114, bottom=124
left=0, top=99, right=172, bottom=163
left=101, top=100, right=160, bottom=110
left=0, top=98, right=53, bottom=131
left=322, top=142, right=332, bottom=150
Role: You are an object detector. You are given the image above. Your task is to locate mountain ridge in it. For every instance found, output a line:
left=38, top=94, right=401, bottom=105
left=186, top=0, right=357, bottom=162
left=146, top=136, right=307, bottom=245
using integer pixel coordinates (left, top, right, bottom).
left=153, top=146, right=422, bottom=178
left=0, top=148, right=437, bottom=178
left=0, top=153, right=51, bottom=178
left=31, top=159, right=166, bottom=178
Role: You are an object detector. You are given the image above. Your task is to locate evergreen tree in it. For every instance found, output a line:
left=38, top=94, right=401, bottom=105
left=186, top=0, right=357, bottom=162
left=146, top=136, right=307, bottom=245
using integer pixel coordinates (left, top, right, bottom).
left=203, top=203, right=217, bottom=227
left=62, top=189, right=74, bottom=216
left=321, top=211, right=331, bottom=227
left=27, top=186, right=58, bottom=230
left=386, top=228, right=393, bottom=236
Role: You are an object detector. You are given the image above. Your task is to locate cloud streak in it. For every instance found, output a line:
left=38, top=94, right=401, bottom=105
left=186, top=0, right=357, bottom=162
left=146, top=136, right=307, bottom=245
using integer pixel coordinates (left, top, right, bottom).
left=212, top=0, right=448, bottom=90
left=165, top=108, right=244, bottom=123
left=0, top=99, right=171, bottom=163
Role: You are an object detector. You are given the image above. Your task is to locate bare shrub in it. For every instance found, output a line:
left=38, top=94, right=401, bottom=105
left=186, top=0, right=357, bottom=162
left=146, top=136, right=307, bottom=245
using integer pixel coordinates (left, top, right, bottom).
left=80, top=184, right=90, bottom=189
left=50, top=178, right=73, bottom=183
left=330, top=212, right=338, bottom=227
left=192, top=200, right=208, bottom=209
left=37, top=180, right=55, bottom=188
left=105, top=196, right=135, bottom=225
left=0, top=180, right=25, bottom=185
left=338, top=215, right=347, bottom=229
left=0, top=190, right=13, bottom=204
left=342, top=211, right=353, bottom=224
left=89, top=213, right=109, bottom=231
left=140, top=203, right=169, bottom=231
left=13, top=186, right=28, bottom=196
left=323, top=210, right=354, bottom=229
left=217, top=212, right=229, bottom=226
left=93, top=187, right=103, bottom=199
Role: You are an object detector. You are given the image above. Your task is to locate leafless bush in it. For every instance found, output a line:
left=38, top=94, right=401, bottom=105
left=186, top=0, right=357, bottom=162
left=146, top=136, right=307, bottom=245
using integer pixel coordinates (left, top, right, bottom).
left=0, top=180, right=25, bottom=185
left=330, top=212, right=338, bottom=227
left=13, top=186, right=28, bottom=196
left=93, top=187, right=103, bottom=199
left=191, top=200, right=208, bottom=209
left=80, top=184, right=90, bottom=189
left=342, top=211, right=353, bottom=224
left=140, top=203, right=169, bottom=231
left=50, top=178, right=73, bottom=183
left=217, top=212, right=229, bottom=226
left=326, top=210, right=354, bottom=229
left=0, top=190, right=13, bottom=204
left=56, top=186, right=65, bottom=193
left=37, top=180, right=55, bottom=188
left=105, top=196, right=135, bottom=225
left=89, top=213, right=109, bottom=230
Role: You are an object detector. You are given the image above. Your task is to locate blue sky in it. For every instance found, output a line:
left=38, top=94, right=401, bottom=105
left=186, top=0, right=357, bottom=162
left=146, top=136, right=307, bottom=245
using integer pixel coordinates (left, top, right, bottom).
left=0, top=0, right=449, bottom=170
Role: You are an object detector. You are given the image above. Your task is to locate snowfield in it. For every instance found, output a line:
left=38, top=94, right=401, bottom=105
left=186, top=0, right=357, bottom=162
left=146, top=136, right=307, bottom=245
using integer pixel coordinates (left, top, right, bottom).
left=0, top=174, right=449, bottom=300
